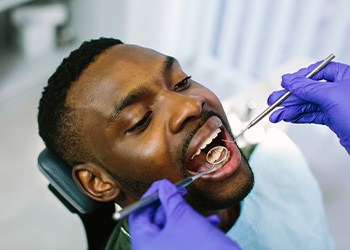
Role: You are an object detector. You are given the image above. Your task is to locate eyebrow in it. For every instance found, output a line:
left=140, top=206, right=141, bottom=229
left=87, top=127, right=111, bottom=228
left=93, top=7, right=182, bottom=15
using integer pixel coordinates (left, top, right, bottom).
left=162, top=56, right=176, bottom=75
left=109, top=84, right=150, bottom=122
left=109, top=56, right=177, bottom=122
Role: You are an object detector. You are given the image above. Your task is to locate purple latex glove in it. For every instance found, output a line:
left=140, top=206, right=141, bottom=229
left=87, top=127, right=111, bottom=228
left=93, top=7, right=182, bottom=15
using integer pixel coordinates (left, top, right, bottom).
left=129, top=179, right=240, bottom=250
left=268, top=61, right=350, bottom=154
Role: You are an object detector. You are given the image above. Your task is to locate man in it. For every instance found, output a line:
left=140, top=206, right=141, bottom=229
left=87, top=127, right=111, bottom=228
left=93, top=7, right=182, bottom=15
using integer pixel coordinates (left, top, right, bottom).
left=130, top=60, right=350, bottom=250
left=38, top=38, right=333, bottom=249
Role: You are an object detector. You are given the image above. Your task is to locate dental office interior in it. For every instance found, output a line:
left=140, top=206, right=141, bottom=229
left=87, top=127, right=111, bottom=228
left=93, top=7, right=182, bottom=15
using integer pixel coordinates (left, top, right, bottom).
left=0, top=0, right=349, bottom=249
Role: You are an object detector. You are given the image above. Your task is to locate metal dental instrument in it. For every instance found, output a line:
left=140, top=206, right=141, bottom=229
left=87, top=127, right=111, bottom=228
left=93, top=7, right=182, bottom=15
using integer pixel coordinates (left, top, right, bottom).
left=234, top=53, right=335, bottom=141
left=113, top=146, right=229, bottom=221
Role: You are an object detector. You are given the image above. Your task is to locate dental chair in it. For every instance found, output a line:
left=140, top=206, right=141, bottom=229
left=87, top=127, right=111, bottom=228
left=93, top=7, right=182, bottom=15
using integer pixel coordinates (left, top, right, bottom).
left=37, top=148, right=117, bottom=250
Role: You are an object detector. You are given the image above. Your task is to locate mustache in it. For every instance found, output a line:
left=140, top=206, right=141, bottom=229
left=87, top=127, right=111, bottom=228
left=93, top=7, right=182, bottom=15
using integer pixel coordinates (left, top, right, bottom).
left=177, top=110, right=232, bottom=169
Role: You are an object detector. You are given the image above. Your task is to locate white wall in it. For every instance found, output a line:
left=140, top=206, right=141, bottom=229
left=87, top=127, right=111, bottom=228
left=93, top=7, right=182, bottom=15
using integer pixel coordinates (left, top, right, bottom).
left=122, top=0, right=187, bottom=56
left=68, top=0, right=127, bottom=43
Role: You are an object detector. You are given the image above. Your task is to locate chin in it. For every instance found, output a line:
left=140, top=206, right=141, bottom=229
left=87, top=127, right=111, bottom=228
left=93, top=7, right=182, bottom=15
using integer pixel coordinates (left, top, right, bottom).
left=185, top=162, right=255, bottom=211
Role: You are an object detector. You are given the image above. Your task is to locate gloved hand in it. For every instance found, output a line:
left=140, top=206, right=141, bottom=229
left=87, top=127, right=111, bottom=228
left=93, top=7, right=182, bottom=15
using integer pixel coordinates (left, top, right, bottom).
left=129, top=179, right=241, bottom=250
left=268, top=61, right=350, bottom=154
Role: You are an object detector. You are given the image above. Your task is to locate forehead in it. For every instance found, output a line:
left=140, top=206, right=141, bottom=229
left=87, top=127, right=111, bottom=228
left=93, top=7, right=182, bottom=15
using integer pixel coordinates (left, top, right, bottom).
left=66, top=44, right=169, bottom=108
left=97, top=44, right=168, bottom=75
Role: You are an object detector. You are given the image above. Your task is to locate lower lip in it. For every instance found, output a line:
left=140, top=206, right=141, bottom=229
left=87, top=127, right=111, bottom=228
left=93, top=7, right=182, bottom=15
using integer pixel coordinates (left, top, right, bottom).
left=199, top=133, right=241, bottom=181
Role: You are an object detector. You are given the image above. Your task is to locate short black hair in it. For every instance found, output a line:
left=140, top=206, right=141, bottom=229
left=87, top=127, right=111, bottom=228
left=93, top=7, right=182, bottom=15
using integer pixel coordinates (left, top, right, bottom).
left=38, top=37, right=123, bottom=165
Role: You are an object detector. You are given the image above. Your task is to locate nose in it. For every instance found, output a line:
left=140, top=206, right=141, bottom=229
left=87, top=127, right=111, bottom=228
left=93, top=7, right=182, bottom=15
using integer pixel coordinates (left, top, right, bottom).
left=166, top=92, right=205, bottom=133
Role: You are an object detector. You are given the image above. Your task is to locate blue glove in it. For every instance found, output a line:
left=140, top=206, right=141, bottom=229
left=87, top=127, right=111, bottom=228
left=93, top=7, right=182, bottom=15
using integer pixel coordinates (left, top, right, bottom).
left=268, top=61, right=350, bottom=154
left=129, top=179, right=241, bottom=250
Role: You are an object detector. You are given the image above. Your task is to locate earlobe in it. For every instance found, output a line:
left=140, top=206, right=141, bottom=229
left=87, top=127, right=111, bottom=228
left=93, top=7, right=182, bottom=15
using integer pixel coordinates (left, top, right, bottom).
left=72, top=163, right=120, bottom=202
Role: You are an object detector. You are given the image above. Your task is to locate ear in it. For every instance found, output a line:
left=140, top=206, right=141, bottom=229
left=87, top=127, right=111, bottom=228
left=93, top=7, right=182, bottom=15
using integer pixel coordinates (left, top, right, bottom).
left=72, top=162, right=120, bottom=202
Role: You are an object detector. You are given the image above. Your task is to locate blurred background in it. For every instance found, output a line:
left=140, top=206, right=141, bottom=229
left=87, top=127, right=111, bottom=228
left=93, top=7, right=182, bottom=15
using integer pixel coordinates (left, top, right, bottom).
left=0, top=0, right=349, bottom=249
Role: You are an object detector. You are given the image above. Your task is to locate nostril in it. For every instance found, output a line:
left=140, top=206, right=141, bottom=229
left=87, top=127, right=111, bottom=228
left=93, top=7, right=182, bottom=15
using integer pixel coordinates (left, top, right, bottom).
left=183, top=116, right=198, bottom=126
left=169, top=94, right=205, bottom=133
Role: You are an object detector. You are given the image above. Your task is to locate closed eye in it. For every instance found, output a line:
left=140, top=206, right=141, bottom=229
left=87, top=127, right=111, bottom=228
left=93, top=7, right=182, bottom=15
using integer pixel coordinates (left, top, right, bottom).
left=174, top=76, right=192, bottom=91
left=126, top=111, right=152, bottom=134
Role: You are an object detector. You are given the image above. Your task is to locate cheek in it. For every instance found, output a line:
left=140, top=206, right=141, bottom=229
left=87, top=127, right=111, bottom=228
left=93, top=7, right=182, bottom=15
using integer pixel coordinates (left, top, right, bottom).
left=200, top=87, right=231, bottom=129
left=112, top=136, right=178, bottom=180
left=208, top=93, right=225, bottom=112
left=194, top=84, right=226, bottom=114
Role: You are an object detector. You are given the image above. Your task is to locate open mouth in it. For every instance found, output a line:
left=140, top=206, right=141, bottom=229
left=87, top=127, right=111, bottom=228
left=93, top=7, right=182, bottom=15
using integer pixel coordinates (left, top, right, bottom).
left=185, top=116, right=239, bottom=178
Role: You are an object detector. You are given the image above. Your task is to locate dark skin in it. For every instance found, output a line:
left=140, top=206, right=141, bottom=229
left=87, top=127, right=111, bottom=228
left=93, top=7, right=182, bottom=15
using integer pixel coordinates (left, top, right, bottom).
left=67, top=44, right=254, bottom=231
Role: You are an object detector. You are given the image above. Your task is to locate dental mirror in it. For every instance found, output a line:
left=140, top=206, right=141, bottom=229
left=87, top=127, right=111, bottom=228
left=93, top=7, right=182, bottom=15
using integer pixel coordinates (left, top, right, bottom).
left=206, top=146, right=230, bottom=165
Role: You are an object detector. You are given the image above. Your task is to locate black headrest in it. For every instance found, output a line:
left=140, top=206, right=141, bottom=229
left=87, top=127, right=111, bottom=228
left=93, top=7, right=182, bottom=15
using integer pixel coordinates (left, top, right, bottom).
left=37, top=148, right=113, bottom=214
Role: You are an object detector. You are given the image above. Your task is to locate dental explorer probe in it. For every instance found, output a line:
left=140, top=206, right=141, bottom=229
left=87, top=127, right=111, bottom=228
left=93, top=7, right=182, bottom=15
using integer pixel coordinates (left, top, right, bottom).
left=234, top=53, right=335, bottom=141
left=113, top=146, right=229, bottom=221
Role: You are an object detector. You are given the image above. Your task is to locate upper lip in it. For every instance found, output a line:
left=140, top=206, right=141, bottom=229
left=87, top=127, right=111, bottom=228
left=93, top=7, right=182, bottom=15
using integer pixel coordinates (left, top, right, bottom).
left=185, top=116, right=223, bottom=164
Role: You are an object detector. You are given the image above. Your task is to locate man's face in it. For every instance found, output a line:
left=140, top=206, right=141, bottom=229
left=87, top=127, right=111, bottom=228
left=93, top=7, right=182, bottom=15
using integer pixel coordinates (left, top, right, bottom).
left=67, top=44, right=253, bottom=210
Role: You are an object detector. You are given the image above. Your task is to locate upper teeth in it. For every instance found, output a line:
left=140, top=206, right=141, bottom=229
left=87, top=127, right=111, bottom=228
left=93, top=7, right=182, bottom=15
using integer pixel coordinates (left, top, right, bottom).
left=191, top=128, right=221, bottom=160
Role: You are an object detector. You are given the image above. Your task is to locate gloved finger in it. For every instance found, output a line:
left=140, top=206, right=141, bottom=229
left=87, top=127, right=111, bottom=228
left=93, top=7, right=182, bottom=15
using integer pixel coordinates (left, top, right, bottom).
left=267, top=89, right=287, bottom=105
left=267, top=89, right=306, bottom=106
left=157, top=179, right=190, bottom=219
left=281, top=60, right=321, bottom=82
left=282, top=76, right=336, bottom=105
left=282, top=66, right=310, bottom=83
left=282, top=61, right=350, bottom=84
left=129, top=205, right=161, bottom=236
left=152, top=204, right=167, bottom=228
left=281, top=75, right=308, bottom=90
left=206, top=214, right=220, bottom=226
left=288, top=61, right=350, bottom=82
left=141, top=180, right=164, bottom=198
left=282, top=60, right=333, bottom=83
left=269, top=104, right=321, bottom=123
left=130, top=180, right=175, bottom=233
left=152, top=187, right=189, bottom=227
left=176, top=186, right=187, bottom=196
left=129, top=179, right=166, bottom=232
left=286, top=111, right=326, bottom=125
left=308, top=61, right=350, bottom=82
left=269, top=108, right=288, bottom=123
left=129, top=199, right=161, bottom=238
left=269, top=106, right=306, bottom=123
left=151, top=179, right=188, bottom=226
left=143, top=179, right=186, bottom=198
